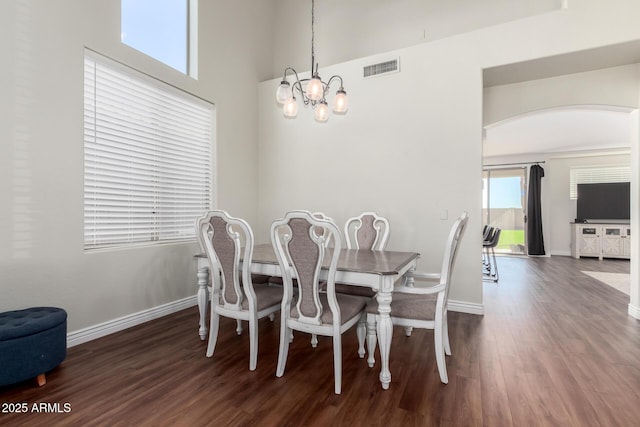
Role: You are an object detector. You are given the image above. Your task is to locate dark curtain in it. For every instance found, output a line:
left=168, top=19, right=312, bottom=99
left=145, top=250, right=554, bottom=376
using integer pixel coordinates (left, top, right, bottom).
left=527, top=164, right=545, bottom=255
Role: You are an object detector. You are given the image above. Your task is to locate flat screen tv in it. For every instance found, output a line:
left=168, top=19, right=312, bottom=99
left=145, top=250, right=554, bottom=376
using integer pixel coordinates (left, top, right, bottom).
left=577, top=182, right=630, bottom=221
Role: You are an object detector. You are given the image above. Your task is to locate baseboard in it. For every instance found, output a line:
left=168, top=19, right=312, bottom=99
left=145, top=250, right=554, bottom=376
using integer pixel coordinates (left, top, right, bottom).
left=551, top=250, right=571, bottom=257
left=448, top=299, right=484, bottom=315
left=629, top=303, right=640, bottom=320
left=67, top=295, right=198, bottom=347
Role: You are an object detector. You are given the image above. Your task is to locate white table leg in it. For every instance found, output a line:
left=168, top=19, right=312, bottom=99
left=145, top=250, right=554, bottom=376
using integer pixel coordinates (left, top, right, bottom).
left=197, top=266, right=209, bottom=341
left=376, top=288, right=393, bottom=389
left=366, top=313, right=377, bottom=367
left=403, top=267, right=415, bottom=337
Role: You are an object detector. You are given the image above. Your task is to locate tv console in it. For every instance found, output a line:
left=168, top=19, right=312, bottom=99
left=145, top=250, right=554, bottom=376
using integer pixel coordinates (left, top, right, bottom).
left=571, top=222, right=630, bottom=260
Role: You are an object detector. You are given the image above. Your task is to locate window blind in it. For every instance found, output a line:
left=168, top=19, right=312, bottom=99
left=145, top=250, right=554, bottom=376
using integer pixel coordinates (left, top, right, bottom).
left=569, top=165, right=630, bottom=199
left=84, top=50, right=214, bottom=249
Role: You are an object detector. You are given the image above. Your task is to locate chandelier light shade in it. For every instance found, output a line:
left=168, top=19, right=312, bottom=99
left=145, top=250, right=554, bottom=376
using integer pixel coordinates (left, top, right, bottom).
left=276, top=0, right=348, bottom=122
left=276, top=81, right=292, bottom=104
left=332, top=89, right=348, bottom=113
left=283, top=97, right=298, bottom=117
left=314, top=101, right=329, bottom=122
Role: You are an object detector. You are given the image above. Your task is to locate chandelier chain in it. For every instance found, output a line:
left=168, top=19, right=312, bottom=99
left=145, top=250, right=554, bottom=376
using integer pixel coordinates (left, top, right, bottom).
left=311, top=0, right=315, bottom=72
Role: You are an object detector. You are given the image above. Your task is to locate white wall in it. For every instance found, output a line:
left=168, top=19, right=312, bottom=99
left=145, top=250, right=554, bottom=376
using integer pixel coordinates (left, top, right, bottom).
left=260, top=0, right=640, bottom=311
left=484, top=64, right=640, bottom=127
left=271, top=0, right=561, bottom=78
left=0, top=0, right=275, bottom=331
left=259, top=48, right=484, bottom=310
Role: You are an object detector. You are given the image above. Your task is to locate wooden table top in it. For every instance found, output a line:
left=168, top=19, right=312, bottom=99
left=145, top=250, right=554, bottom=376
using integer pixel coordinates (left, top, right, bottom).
left=197, top=243, right=419, bottom=276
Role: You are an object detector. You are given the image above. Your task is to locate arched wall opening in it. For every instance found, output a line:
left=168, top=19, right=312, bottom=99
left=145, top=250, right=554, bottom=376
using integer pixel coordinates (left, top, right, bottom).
left=482, top=104, right=638, bottom=317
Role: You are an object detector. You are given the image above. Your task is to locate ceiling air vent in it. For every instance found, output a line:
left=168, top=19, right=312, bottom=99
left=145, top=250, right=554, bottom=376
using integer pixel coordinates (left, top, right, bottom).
left=363, top=58, right=400, bottom=79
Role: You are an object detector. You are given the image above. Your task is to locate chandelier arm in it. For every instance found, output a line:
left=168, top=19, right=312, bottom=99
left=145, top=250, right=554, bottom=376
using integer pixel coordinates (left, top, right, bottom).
left=325, top=75, right=344, bottom=90
left=284, top=65, right=320, bottom=107
left=319, top=75, right=345, bottom=100
left=282, top=67, right=299, bottom=82
left=280, top=66, right=311, bottom=106
left=293, top=80, right=311, bottom=106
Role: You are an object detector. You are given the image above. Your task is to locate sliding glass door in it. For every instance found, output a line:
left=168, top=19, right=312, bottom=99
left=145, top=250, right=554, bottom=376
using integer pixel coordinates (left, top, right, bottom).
left=482, top=167, right=527, bottom=255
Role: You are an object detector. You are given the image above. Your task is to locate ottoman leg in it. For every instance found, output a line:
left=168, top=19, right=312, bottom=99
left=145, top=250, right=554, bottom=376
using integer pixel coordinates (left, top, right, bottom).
left=37, top=373, right=46, bottom=386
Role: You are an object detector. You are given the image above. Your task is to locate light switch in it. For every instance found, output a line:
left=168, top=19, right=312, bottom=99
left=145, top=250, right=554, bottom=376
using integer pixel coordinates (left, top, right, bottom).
left=440, top=209, right=448, bottom=220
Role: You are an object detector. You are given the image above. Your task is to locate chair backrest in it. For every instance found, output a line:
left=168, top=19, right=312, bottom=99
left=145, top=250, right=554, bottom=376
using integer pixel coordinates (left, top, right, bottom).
left=482, top=225, right=494, bottom=241
left=312, top=212, right=334, bottom=247
left=272, top=212, right=334, bottom=249
left=196, top=210, right=256, bottom=311
left=271, top=210, right=342, bottom=326
left=484, top=227, right=501, bottom=248
left=440, top=212, right=469, bottom=304
left=343, top=212, right=390, bottom=250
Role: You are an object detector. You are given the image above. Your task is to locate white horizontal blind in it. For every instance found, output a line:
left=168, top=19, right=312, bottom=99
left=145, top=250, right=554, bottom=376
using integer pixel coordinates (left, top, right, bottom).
left=569, top=166, right=630, bottom=199
left=84, top=50, right=214, bottom=249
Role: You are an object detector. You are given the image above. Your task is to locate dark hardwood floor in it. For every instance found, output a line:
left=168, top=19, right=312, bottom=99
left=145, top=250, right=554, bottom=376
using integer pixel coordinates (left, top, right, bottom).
left=1, top=256, right=638, bottom=426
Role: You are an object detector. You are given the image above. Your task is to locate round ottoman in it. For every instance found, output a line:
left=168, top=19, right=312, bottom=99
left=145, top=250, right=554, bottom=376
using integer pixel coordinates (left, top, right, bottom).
left=0, top=307, right=67, bottom=387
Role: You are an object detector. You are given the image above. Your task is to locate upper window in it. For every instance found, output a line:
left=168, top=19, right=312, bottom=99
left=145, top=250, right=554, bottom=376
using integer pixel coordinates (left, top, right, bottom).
left=83, top=49, right=214, bottom=250
left=121, top=0, right=194, bottom=75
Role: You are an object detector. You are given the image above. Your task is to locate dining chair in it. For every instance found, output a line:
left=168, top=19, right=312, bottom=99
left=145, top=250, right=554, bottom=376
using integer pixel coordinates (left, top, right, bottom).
left=483, top=227, right=501, bottom=282
left=340, top=212, right=391, bottom=358
left=481, top=225, right=494, bottom=276
left=365, top=211, right=469, bottom=384
left=196, top=210, right=283, bottom=371
left=271, top=210, right=368, bottom=394
left=482, top=224, right=493, bottom=241
left=269, top=212, right=333, bottom=347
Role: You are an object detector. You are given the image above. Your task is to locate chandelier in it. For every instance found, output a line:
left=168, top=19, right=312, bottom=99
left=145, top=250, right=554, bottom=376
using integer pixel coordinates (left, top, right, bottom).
left=275, top=0, right=348, bottom=122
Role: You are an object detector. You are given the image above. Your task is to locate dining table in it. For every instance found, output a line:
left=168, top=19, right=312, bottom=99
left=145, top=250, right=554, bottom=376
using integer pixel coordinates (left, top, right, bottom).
left=194, top=243, right=420, bottom=390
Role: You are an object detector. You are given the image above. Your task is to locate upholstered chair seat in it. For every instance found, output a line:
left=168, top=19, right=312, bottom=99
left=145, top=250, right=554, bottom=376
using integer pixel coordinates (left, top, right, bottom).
left=291, top=293, right=366, bottom=324
left=366, top=293, right=437, bottom=321
left=216, top=284, right=284, bottom=312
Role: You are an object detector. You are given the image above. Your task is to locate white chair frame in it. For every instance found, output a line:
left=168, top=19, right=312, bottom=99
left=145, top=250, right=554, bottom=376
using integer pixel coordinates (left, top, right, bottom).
left=271, top=210, right=366, bottom=394
left=367, top=211, right=468, bottom=384
left=274, top=211, right=332, bottom=348
left=197, top=210, right=281, bottom=371
left=343, top=211, right=390, bottom=251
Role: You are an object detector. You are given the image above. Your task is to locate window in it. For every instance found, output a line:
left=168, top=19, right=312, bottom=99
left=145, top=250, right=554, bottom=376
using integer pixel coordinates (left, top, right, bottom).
left=569, top=165, right=630, bottom=199
left=121, top=0, right=196, bottom=76
left=84, top=50, right=214, bottom=250
left=482, top=168, right=526, bottom=255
